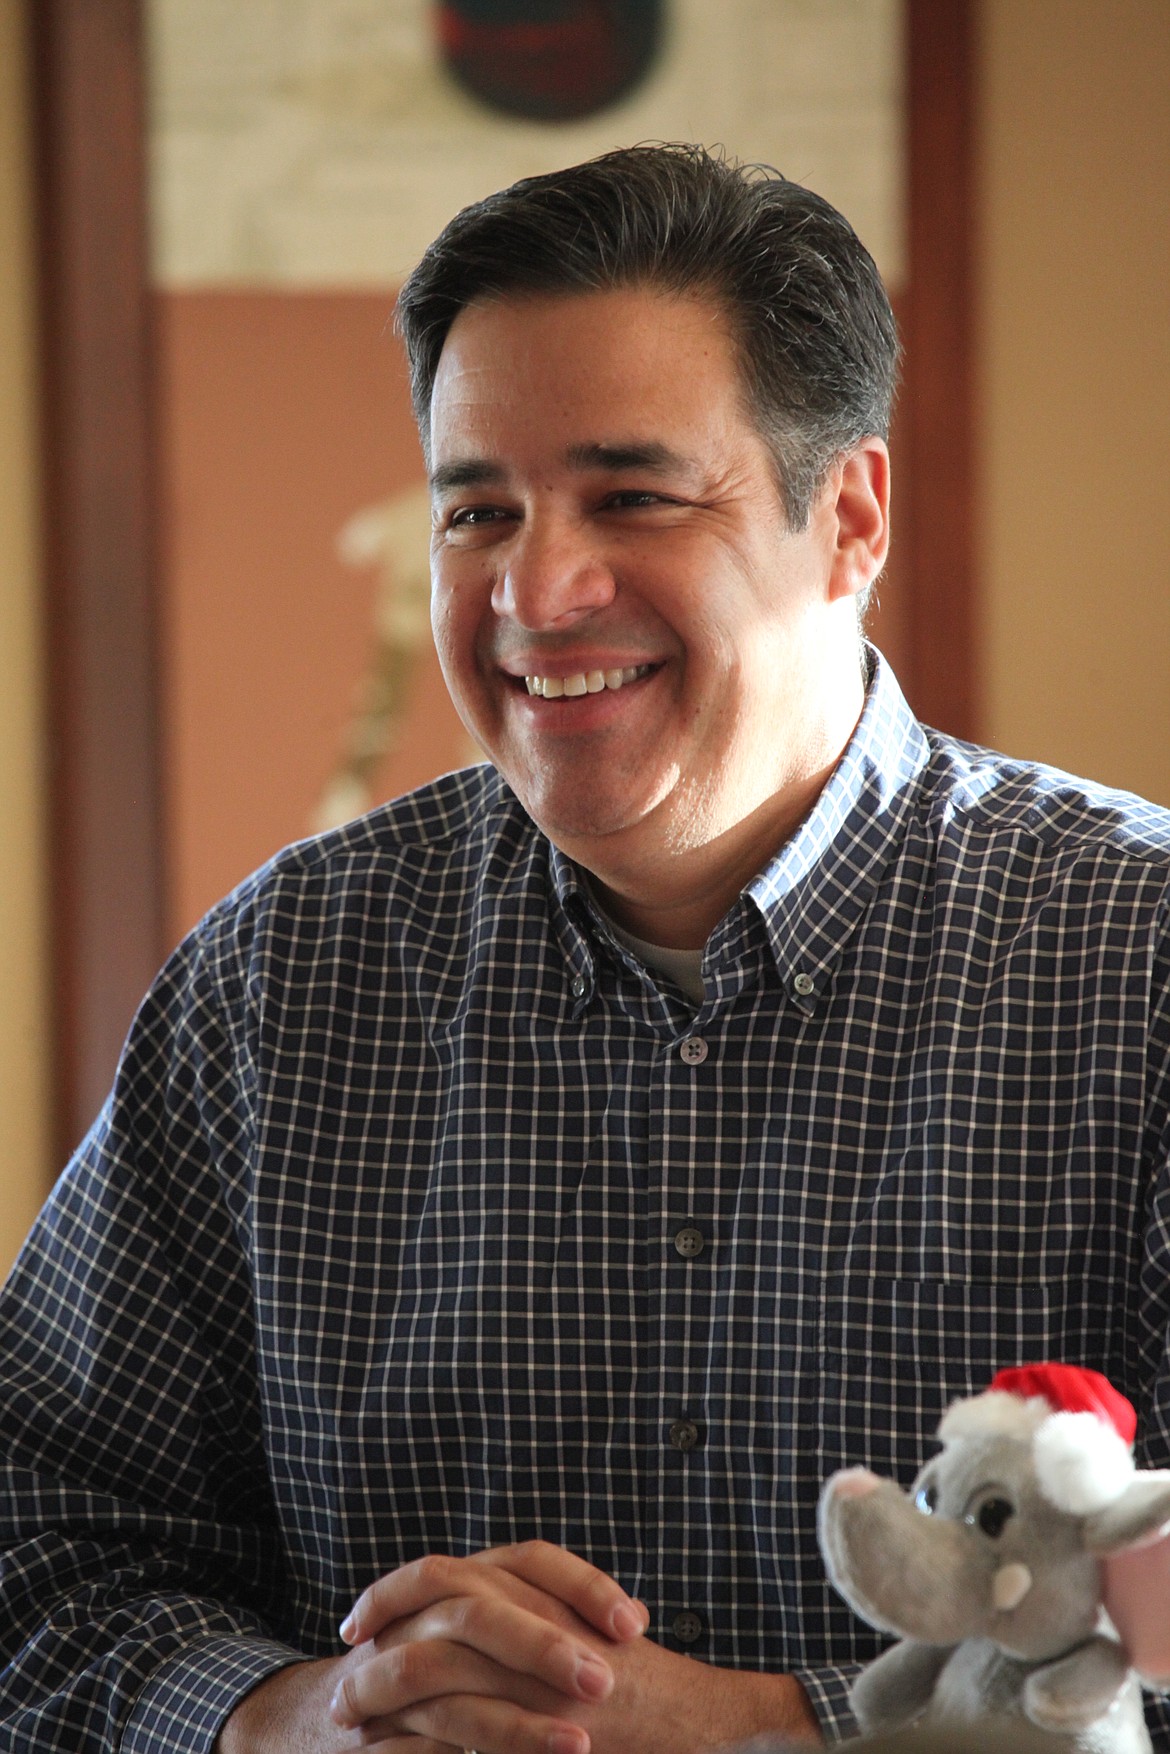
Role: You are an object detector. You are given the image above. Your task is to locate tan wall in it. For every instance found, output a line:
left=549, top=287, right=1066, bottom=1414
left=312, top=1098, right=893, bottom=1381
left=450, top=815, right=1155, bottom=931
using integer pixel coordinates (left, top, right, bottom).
left=977, top=0, right=1170, bottom=803
left=0, top=0, right=51, bottom=1275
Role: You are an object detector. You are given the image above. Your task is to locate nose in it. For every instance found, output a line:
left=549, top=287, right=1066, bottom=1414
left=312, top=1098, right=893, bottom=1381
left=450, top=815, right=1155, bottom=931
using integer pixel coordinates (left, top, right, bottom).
left=490, top=513, right=615, bottom=630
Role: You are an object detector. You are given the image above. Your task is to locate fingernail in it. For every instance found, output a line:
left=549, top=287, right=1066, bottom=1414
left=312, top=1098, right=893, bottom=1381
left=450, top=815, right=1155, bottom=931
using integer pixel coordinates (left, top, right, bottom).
left=575, top=1653, right=612, bottom=1699
left=329, top=1690, right=352, bottom=1727
left=548, top=1731, right=587, bottom=1754
left=611, top=1601, right=644, bottom=1639
left=338, top=1613, right=357, bottom=1644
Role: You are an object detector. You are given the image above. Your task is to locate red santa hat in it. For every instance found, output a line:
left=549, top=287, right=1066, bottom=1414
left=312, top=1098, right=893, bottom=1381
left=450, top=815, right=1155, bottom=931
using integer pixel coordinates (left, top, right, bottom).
left=941, top=1363, right=1137, bottom=1516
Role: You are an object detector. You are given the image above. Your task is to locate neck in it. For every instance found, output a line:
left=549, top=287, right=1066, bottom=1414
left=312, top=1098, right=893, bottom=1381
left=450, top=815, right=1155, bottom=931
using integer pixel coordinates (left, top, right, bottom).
left=572, top=640, right=868, bottom=948
left=585, top=752, right=842, bottom=949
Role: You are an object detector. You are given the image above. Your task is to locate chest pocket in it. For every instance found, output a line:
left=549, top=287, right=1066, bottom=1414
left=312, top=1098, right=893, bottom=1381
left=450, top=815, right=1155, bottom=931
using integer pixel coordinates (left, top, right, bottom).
left=815, top=1272, right=1123, bottom=1485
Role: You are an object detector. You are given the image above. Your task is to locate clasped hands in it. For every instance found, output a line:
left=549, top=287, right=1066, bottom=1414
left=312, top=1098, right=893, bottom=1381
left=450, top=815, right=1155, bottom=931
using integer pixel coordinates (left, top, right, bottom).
left=327, top=1540, right=647, bottom=1754
left=315, top=1539, right=820, bottom=1754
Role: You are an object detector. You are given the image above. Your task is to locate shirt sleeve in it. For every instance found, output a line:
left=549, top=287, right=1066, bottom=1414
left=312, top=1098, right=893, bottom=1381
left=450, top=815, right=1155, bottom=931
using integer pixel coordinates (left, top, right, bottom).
left=0, top=905, right=310, bottom=1753
left=789, top=1663, right=861, bottom=1743
left=1129, top=895, right=1170, bottom=1750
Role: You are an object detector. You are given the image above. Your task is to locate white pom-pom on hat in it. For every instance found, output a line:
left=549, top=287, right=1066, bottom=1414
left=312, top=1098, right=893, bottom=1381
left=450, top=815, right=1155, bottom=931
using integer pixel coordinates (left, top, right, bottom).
left=1033, top=1409, right=1136, bottom=1514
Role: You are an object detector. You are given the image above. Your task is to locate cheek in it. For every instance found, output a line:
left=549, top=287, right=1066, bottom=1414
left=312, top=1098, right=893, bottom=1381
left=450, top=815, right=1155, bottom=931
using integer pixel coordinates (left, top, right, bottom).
left=429, top=563, right=476, bottom=661
left=429, top=572, right=496, bottom=726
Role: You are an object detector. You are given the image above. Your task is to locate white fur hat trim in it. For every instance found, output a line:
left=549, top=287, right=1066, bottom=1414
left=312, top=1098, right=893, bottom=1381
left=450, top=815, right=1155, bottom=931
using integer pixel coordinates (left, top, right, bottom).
left=939, top=1390, right=1050, bottom=1444
left=1033, top=1410, right=1136, bottom=1513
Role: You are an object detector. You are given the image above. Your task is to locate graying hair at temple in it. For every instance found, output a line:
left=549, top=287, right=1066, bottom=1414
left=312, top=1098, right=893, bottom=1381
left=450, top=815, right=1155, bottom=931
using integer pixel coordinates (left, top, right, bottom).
left=395, top=142, right=900, bottom=531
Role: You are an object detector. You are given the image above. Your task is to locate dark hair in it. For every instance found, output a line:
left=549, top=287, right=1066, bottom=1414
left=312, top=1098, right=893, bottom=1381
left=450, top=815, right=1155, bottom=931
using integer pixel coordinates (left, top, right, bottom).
left=396, top=142, right=899, bottom=528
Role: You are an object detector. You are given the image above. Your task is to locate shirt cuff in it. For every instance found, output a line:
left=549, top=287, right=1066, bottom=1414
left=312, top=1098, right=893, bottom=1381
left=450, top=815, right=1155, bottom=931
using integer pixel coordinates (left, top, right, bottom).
left=791, top=1663, right=862, bottom=1744
left=121, top=1635, right=307, bottom=1754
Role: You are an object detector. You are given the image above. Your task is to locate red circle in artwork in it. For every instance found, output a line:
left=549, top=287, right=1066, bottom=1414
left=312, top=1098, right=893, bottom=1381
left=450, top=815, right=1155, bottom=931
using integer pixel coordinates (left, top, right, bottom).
left=436, top=0, right=663, bottom=122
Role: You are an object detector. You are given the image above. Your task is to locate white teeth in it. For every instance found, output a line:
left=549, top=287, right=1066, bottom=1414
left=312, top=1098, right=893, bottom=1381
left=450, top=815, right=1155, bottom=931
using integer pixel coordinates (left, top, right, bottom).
left=524, top=665, right=646, bottom=699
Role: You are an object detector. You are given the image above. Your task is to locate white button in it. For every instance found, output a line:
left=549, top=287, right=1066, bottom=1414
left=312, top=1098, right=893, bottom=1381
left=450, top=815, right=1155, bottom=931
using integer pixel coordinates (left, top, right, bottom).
left=679, top=1035, right=708, bottom=1065
left=793, top=972, right=815, bottom=996
left=571, top=975, right=587, bottom=998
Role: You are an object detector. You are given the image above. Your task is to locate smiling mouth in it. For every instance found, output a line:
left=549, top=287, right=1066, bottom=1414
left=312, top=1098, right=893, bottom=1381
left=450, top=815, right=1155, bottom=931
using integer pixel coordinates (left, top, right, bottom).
left=523, top=665, right=652, bottom=699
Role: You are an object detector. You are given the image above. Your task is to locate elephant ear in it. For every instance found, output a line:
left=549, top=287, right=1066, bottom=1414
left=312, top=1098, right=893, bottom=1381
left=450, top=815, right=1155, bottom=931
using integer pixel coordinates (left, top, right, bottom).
left=1083, top=1471, right=1170, bottom=1554
left=1085, top=1473, right=1170, bottom=1686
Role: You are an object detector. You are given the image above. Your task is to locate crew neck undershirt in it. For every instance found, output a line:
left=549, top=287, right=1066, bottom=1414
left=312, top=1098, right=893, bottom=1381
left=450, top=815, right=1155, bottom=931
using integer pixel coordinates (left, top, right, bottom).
left=592, top=903, right=706, bottom=1006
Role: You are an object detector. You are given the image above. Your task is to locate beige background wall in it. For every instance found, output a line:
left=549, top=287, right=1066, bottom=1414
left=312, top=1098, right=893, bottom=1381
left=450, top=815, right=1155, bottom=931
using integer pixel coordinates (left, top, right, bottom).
left=0, top=0, right=51, bottom=1276
left=977, top=0, right=1170, bottom=803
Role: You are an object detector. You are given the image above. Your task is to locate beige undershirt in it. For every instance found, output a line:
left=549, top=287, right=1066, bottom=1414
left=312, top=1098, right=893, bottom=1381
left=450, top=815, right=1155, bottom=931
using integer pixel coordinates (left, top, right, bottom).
left=590, top=895, right=707, bottom=1006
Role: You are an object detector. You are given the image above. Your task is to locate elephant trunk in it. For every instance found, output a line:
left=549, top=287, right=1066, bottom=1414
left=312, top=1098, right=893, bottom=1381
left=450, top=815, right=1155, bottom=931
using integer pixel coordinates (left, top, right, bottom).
left=819, top=1469, right=989, bottom=1645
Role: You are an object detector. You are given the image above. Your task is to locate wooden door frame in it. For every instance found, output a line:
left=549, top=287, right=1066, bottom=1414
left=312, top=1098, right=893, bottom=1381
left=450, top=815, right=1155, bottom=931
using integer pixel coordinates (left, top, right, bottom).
left=28, top=0, right=978, bottom=1162
left=901, top=0, right=978, bottom=737
left=30, top=0, right=164, bottom=1163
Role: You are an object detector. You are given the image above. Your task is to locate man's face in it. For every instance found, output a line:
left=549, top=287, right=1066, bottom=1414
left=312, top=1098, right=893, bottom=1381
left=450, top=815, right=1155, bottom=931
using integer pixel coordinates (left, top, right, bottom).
left=427, top=285, right=870, bottom=887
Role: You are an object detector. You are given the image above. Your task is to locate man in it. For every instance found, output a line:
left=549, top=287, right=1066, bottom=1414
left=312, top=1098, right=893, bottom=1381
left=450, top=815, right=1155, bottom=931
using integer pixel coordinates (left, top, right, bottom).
left=1, top=145, right=1169, bottom=1754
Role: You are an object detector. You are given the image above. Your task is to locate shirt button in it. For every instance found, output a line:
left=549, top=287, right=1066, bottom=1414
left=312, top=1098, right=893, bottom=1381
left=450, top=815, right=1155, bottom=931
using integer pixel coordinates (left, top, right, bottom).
left=793, top=972, right=815, bottom=996
left=672, top=1611, right=704, bottom=1645
left=668, top=1418, right=702, bottom=1453
left=571, top=974, right=587, bottom=998
left=678, top=1034, right=708, bottom=1065
left=673, top=1225, right=705, bottom=1259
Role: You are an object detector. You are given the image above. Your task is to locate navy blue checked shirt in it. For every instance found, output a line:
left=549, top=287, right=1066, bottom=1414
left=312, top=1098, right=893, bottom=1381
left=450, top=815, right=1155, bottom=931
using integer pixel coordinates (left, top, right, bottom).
left=3, top=652, right=1170, bottom=1751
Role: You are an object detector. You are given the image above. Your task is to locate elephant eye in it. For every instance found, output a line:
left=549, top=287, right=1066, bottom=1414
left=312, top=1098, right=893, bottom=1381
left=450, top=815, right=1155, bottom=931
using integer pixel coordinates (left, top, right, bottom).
left=964, top=1492, right=1015, bottom=1538
left=915, top=1482, right=938, bottom=1515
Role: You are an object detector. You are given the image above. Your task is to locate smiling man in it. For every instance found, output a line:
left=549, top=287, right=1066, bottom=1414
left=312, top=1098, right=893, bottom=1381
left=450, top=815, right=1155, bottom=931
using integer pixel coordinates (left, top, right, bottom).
left=3, top=146, right=1170, bottom=1754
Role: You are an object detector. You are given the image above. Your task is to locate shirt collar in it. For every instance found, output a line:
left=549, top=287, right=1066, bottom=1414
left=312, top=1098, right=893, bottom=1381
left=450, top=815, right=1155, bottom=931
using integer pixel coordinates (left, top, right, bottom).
left=548, top=649, right=929, bottom=1011
left=730, top=647, right=930, bottom=1008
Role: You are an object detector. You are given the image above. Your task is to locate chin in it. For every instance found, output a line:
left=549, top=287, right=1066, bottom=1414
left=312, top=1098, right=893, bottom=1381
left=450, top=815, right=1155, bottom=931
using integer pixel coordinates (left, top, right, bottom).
left=524, top=789, right=663, bottom=851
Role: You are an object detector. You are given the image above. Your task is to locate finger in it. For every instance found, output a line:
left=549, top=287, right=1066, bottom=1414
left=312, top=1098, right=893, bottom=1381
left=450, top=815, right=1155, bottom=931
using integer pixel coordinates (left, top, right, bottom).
left=471, top=1541, right=647, bottom=1642
left=339, top=1692, right=589, bottom=1754
left=342, top=1554, right=476, bottom=1643
left=344, top=1741, right=460, bottom=1752
left=410, top=1595, right=614, bottom=1700
left=341, top=1549, right=638, bottom=1651
left=395, top=1689, right=589, bottom=1754
left=330, top=1612, right=610, bottom=1728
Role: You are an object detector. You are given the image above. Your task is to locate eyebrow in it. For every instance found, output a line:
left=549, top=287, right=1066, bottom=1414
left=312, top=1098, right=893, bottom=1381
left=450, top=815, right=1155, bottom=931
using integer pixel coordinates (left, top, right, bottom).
left=564, top=440, right=692, bottom=475
left=430, top=440, right=696, bottom=496
left=429, top=459, right=508, bottom=494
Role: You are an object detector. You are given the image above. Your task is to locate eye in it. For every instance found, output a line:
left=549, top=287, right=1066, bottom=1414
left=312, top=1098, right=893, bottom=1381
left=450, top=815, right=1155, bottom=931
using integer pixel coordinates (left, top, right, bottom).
left=604, top=489, right=665, bottom=509
left=963, top=1491, right=1015, bottom=1539
left=914, top=1482, right=938, bottom=1516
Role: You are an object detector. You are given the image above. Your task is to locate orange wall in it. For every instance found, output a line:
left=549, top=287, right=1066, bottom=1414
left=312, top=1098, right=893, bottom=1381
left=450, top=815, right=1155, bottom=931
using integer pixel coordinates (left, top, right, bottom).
left=157, top=291, right=473, bottom=942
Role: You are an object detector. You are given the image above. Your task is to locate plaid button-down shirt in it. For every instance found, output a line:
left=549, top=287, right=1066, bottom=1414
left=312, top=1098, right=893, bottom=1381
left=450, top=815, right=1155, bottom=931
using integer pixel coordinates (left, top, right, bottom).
left=3, top=653, right=1170, bottom=1751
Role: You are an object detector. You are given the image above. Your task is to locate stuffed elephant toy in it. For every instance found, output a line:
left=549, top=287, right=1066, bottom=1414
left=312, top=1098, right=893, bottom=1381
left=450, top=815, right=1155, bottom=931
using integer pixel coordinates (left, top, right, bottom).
left=818, top=1365, right=1170, bottom=1753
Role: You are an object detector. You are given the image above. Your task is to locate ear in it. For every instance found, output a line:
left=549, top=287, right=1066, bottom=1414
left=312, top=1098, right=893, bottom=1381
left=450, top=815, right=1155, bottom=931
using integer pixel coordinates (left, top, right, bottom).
left=1083, top=1472, right=1170, bottom=1553
left=826, top=437, right=891, bottom=604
